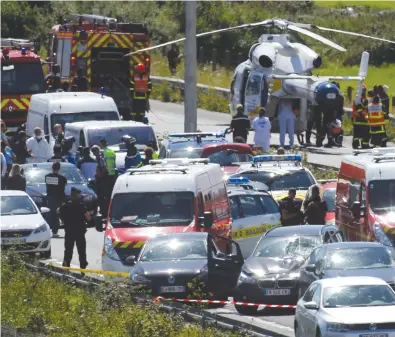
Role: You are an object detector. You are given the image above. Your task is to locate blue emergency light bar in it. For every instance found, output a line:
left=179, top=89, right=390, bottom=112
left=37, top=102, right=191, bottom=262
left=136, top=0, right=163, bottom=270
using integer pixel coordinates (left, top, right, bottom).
left=227, top=176, right=250, bottom=185
left=168, top=131, right=225, bottom=138
left=252, top=154, right=302, bottom=163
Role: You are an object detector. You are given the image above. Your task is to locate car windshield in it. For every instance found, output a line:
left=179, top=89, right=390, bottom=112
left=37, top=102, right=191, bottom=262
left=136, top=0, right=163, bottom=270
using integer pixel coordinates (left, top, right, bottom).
left=0, top=196, right=37, bottom=215
left=369, top=180, right=395, bottom=212
left=170, top=148, right=203, bottom=158
left=266, top=170, right=316, bottom=191
left=323, top=285, right=395, bottom=308
left=206, top=150, right=252, bottom=166
left=253, top=235, right=321, bottom=259
left=140, top=238, right=207, bottom=262
left=51, top=111, right=119, bottom=129
left=23, top=166, right=85, bottom=185
left=322, top=188, right=336, bottom=212
left=87, top=127, right=156, bottom=147
left=325, top=247, right=395, bottom=270
left=1, top=63, right=44, bottom=94
left=110, top=192, right=194, bottom=227
left=231, top=171, right=278, bottom=184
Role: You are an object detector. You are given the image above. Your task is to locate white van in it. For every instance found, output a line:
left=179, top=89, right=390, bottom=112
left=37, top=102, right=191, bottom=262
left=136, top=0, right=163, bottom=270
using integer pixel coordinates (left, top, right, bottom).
left=98, top=158, right=233, bottom=273
left=26, top=92, right=120, bottom=150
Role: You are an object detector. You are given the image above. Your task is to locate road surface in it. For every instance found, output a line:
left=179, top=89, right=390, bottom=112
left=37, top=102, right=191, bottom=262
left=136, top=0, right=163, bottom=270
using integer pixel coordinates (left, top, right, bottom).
left=43, top=100, right=393, bottom=336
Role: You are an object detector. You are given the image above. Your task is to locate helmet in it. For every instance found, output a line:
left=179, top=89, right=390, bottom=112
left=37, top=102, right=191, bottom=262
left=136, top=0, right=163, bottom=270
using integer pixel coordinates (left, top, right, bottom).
left=136, top=63, right=146, bottom=74
left=142, top=116, right=149, bottom=124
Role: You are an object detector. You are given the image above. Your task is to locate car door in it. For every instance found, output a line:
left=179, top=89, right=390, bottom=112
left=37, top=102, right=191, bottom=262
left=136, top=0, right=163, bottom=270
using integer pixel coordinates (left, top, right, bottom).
left=232, top=194, right=274, bottom=258
left=207, top=236, right=244, bottom=296
left=244, top=72, right=262, bottom=118
left=299, top=246, right=326, bottom=295
left=304, top=285, right=321, bottom=337
left=297, top=284, right=318, bottom=336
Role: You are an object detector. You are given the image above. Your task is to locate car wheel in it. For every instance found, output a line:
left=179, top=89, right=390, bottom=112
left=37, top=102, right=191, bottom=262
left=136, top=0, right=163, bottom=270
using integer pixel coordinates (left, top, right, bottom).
left=40, top=248, right=51, bottom=259
left=294, top=321, right=301, bottom=337
left=235, top=304, right=258, bottom=315
left=316, top=328, right=322, bottom=337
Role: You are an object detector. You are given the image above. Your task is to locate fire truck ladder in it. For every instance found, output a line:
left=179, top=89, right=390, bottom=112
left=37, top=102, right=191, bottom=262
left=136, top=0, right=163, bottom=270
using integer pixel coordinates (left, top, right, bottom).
left=1, top=38, right=34, bottom=49
left=68, top=13, right=117, bottom=24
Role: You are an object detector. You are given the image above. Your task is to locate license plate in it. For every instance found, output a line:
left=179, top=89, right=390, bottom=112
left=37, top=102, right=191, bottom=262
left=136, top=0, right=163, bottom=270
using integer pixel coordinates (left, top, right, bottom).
left=360, top=334, right=388, bottom=337
left=160, top=286, right=185, bottom=293
left=2, top=238, right=26, bottom=245
left=264, top=289, right=291, bottom=296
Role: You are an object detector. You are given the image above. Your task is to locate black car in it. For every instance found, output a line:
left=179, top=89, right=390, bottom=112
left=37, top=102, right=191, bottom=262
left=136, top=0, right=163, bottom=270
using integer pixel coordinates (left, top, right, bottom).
left=129, top=232, right=243, bottom=300
left=234, top=225, right=344, bottom=315
left=22, top=162, right=98, bottom=217
left=298, top=241, right=395, bottom=299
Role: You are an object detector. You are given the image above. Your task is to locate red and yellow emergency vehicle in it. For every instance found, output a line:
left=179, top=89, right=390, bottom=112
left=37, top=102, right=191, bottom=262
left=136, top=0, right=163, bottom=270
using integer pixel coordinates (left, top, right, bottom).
left=1, top=38, right=45, bottom=130
left=48, top=14, right=151, bottom=117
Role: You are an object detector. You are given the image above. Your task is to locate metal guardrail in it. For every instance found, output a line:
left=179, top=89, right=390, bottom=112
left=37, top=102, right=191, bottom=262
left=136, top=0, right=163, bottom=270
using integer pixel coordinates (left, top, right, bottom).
left=151, top=76, right=395, bottom=123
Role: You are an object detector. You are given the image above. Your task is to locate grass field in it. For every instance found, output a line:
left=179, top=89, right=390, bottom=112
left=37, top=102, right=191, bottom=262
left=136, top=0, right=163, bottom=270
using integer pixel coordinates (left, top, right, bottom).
left=314, top=1, right=395, bottom=10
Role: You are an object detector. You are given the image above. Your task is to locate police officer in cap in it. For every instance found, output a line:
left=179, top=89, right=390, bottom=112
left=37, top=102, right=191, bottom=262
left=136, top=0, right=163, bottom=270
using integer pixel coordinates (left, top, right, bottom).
left=58, top=187, right=91, bottom=269
left=45, top=162, right=67, bottom=237
left=230, top=104, right=250, bottom=142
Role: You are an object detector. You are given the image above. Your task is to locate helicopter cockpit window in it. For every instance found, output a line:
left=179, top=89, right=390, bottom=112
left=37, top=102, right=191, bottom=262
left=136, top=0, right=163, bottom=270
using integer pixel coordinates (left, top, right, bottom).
left=246, top=74, right=261, bottom=96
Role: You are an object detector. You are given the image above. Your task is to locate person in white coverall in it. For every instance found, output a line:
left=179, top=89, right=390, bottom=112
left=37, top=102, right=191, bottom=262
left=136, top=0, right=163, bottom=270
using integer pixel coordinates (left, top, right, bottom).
left=278, top=99, right=295, bottom=148
left=252, top=108, right=271, bottom=152
left=26, top=127, right=51, bottom=163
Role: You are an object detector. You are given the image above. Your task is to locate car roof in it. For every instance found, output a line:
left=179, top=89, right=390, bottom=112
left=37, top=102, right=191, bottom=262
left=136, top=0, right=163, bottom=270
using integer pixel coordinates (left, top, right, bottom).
left=324, top=241, right=385, bottom=249
left=22, top=162, right=76, bottom=169
left=32, top=92, right=106, bottom=101
left=0, top=190, right=30, bottom=197
left=166, top=138, right=227, bottom=150
left=265, top=225, right=333, bottom=237
left=237, top=163, right=306, bottom=174
left=203, top=143, right=252, bottom=152
left=149, top=232, right=209, bottom=241
left=321, top=181, right=337, bottom=189
left=227, top=188, right=271, bottom=196
left=315, top=276, right=389, bottom=288
left=65, top=120, right=148, bottom=129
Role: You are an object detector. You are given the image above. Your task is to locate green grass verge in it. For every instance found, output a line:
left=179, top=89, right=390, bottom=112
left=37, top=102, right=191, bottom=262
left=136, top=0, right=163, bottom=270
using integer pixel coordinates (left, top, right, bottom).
left=1, top=252, right=244, bottom=337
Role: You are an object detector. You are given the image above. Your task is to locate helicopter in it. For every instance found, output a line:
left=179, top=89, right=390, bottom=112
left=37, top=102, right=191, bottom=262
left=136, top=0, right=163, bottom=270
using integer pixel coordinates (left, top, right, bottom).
left=126, top=18, right=395, bottom=144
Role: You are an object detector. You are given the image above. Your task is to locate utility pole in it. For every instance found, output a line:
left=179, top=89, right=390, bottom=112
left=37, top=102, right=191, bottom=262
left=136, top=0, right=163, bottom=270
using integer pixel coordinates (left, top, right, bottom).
left=184, top=0, right=197, bottom=132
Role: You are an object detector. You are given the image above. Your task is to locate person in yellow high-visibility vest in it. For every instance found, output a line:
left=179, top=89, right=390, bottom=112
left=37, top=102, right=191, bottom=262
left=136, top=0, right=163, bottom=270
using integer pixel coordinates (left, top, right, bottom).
left=129, top=63, right=152, bottom=122
left=368, top=96, right=387, bottom=147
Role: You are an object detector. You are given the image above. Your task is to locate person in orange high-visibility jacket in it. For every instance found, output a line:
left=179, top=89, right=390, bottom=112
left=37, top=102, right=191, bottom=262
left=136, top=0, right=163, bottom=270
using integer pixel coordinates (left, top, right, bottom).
left=368, top=95, right=387, bottom=147
left=351, top=88, right=370, bottom=149
left=129, top=63, right=152, bottom=122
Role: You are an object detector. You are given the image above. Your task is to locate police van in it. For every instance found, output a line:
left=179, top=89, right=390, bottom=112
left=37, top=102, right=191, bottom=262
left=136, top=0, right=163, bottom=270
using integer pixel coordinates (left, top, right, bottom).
left=336, top=147, right=395, bottom=249
left=97, top=158, right=232, bottom=272
left=26, top=92, right=120, bottom=151
left=231, top=154, right=317, bottom=205
left=226, top=177, right=281, bottom=257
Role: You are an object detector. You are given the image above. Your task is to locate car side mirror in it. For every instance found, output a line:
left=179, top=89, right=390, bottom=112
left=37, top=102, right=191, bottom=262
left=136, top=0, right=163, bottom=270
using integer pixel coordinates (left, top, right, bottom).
left=304, top=301, right=318, bottom=310
left=40, top=207, right=50, bottom=214
left=199, top=211, right=213, bottom=229
left=305, top=264, right=316, bottom=272
left=94, top=215, right=104, bottom=232
left=216, top=252, right=226, bottom=259
left=125, top=255, right=136, bottom=265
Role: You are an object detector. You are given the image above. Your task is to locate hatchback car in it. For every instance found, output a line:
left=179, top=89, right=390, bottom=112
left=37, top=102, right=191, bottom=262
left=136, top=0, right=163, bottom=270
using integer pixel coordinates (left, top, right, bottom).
left=234, top=224, right=344, bottom=315
left=129, top=232, right=243, bottom=300
left=295, top=277, right=395, bottom=337
left=1, top=190, right=51, bottom=258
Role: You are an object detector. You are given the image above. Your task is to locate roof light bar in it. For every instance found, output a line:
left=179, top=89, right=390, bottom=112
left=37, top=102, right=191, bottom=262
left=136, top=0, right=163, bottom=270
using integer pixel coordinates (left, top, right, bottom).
left=373, top=155, right=395, bottom=163
left=227, top=176, right=250, bottom=185
left=168, top=131, right=225, bottom=139
left=149, top=158, right=210, bottom=165
left=353, top=147, right=395, bottom=156
left=252, top=154, right=302, bottom=163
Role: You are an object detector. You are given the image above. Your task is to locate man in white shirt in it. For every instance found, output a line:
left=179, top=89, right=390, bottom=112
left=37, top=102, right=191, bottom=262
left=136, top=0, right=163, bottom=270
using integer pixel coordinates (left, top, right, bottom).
left=252, top=108, right=271, bottom=152
left=26, top=127, right=51, bottom=163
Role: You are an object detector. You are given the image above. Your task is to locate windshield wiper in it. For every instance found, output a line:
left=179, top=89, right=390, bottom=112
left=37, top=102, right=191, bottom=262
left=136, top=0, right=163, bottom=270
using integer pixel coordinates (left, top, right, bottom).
left=112, top=220, right=151, bottom=227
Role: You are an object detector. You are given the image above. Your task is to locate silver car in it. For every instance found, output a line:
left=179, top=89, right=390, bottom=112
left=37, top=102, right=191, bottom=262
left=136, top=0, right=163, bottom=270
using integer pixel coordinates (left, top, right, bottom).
left=294, top=276, right=395, bottom=337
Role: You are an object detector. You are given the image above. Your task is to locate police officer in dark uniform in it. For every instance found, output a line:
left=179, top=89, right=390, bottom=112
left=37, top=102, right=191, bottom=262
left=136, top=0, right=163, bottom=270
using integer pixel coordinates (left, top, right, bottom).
left=47, top=144, right=67, bottom=163
left=45, top=162, right=67, bottom=237
left=230, top=104, right=250, bottom=142
left=44, top=64, right=61, bottom=91
left=279, top=188, right=302, bottom=226
left=71, top=67, right=89, bottom=92
left=58, top=187, right=91, bottom=268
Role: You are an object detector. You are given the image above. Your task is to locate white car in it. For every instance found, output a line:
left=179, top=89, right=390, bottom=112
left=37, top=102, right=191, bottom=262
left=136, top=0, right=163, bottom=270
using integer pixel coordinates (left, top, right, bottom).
left=227, top=177, right=281, bottom=258
left=1, top=190, right=51, bottom=258
left=294, top=276, right=395, bottom=337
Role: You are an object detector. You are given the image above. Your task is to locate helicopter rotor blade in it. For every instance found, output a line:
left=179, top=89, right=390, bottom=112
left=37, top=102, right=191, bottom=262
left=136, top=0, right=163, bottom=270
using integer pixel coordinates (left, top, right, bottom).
left=125, top=19, right=274, bottom=56
left=284, top=23, right=347, bottom=51
left=314, top=26, right=395, bottom=44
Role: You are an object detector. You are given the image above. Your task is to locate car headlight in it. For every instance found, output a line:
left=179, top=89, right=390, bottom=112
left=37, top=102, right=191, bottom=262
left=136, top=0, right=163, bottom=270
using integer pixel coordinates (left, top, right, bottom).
left=373, top=223, right=393, bottom=247
left=237, top=270, right=258, bottom=286
left=130, top=273, right=151, bottom=284
left=34, top=224, right=48, bottom=234
left=104, top=236, right=120, bottom=261
left=326, top=323, right=350, bottom=332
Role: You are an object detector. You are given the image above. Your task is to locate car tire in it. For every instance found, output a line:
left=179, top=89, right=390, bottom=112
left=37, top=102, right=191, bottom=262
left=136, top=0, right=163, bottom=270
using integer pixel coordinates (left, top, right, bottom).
left=40, top=248, right=51, bottom=259
left=294, top=321, right=301, bottom=337
left=235, top=304, right=258, bottom=315
left=316, top=328, right=322, bottom=337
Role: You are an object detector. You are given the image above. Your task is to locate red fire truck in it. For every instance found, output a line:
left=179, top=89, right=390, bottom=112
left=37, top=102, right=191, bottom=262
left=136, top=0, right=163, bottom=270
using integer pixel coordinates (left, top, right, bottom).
left=48, top=14, right=151, bottom=118
left=1, top=38, right=45, bottom=130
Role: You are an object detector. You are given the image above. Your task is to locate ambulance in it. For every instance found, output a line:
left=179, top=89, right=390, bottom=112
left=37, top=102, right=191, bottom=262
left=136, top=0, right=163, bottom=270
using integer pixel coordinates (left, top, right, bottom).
left=98, top=158, right=232, bottom=272
left=336, top=148, right=395, bottom=250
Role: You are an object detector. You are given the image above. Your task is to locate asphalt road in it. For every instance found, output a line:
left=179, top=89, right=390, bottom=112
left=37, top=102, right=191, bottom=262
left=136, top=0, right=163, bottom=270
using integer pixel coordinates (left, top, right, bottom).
left=43, top=100, right=389, bottom=336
